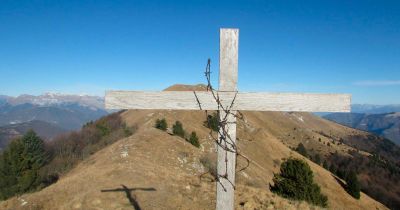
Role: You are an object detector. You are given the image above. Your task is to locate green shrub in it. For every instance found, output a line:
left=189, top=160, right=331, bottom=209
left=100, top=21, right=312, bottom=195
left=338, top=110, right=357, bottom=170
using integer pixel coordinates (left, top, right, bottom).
left=323, top=160, right=329, bottom=169
left=270, top=158, right=328, bottom=207
left=172, top=121, right=185, bottom=138
left=313, top=154, right=321, bottom=165
left=96, top=122, right=110, bottom=136
left=204, top=113, right=219, bottom=132
left=329, top=164, right=337, bottom=174
left=345, top=171, right=361, bottom=199
left=155, top=118, right=168, bottom=131
left=296, top=143, right=308, bottom=158
left=0, top=130, right=47, bottom=200
left=187, top=132, right=200, bottom=148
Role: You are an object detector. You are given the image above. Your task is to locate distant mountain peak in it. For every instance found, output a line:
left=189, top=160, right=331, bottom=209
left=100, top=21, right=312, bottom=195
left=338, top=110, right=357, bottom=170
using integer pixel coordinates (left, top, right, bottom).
left=3, top=93, right=104, bottom=109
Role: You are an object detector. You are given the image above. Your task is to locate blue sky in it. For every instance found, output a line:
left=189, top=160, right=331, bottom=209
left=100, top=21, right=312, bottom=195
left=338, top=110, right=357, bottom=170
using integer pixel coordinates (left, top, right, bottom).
left=0, top=0, right=399, bottom=104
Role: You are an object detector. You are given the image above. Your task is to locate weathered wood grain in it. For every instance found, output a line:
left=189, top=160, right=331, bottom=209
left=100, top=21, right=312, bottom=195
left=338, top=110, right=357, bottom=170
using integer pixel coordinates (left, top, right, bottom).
left=216, top=110, right=236, bottom=210
left=216, top=28, right=239, bottom=210
left=105, top=91, right=351, bottom=112
left=219, top=28, right=239, bottom=91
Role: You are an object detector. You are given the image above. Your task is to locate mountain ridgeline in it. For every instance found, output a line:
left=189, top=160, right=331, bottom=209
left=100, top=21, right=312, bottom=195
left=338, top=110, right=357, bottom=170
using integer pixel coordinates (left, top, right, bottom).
left=0, top=93, right=107, bottom=130
left=0, top=93, right=108, bottom=151
left=351, top=104, right=400, bottom=114
left=324, top=112, right=400, bottom=145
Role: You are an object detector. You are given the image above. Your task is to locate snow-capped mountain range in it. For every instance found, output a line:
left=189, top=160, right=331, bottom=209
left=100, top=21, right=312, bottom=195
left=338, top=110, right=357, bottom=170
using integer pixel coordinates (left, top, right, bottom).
left=0, top=93, right=108, bottom=130
left=0, top=92, right=104, bottom=110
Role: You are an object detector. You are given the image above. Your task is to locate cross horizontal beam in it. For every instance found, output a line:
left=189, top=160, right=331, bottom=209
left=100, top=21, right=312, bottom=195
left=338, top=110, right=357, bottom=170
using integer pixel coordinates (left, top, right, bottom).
left=105, top=91, right=350, bottom=112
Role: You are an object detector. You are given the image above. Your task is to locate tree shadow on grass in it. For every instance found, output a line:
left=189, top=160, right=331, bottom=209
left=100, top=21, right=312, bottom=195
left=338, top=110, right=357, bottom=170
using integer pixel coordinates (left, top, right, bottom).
left=332, top=174, right=347, bottom=190
left=101, top=185, right=156, bottom=210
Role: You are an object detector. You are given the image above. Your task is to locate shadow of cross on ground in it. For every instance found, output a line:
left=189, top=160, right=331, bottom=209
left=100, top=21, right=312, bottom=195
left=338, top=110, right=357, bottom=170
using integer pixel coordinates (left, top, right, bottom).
left=101, top=185, right=156, bottom=210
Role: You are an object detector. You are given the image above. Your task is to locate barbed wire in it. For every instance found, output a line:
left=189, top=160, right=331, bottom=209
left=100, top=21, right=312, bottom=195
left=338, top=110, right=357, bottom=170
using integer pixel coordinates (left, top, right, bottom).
left=196, top=58, right=250, bottom=191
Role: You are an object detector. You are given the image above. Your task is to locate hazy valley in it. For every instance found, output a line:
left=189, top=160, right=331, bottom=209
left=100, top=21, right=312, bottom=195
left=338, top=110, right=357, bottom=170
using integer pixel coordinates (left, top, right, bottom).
left=0, top=93, right=108, bottom=150
left=324, top=110, right=400, bottom=145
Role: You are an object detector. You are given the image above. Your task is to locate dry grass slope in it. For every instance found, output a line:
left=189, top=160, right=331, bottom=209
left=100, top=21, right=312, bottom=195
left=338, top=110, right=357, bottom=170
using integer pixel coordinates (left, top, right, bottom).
left=0, top=84, right=388, bottom=210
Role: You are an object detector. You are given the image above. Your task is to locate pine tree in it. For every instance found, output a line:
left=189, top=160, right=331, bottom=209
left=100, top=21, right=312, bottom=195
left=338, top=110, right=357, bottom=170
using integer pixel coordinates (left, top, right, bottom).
left=155, top=118, right=168, bottom=131
left=296, top=143, right=308, bottom=158
left=329, top=164, right=337, bottom=174
left=270, top=158, right=328, bottom=207
left=0, top=146, right=19, bottom=199
left=21, top=130, right=47, bottom=170
left=0, top=130, right=47, bottom=200
left=314, top=154, right=321, bottom=165
left=187, top=132, right=200, bottom=148
left=323, top=160, right=329, bottom=169
left=19, top=130, right=47, bottom=192
left=346, top=171, right=361, bottom=199
left=172, top=121, right=185, bottom=138
left=204, top=113, right=219, bottom=132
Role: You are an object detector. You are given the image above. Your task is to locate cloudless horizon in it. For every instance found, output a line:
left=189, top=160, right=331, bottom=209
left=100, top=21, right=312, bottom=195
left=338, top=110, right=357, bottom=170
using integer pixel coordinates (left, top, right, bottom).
left=0, top=0, right=399, bottom=104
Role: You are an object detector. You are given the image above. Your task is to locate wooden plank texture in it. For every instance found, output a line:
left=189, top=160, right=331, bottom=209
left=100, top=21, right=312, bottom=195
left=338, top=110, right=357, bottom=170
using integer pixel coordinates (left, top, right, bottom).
left=219, top=28, right=239, bottom=91
left=105, top=91, right=351, bottom=112
left=216, top=110, right=236, bottom=210
left=216, top=28, right=239, bottom=210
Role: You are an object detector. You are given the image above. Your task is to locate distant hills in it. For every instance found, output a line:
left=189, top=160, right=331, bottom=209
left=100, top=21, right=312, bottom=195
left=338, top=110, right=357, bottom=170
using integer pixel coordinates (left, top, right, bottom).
left=0, top=93, right=107, bottom=129
left=0, top=93, right=108, bottom=150
left=0, top=102, right=107, bottom=130
left=322, top=104, right=400, bottom=145
left=351, top=104, right=400, bottom=114
left=324, top=112, right=400, bottom=145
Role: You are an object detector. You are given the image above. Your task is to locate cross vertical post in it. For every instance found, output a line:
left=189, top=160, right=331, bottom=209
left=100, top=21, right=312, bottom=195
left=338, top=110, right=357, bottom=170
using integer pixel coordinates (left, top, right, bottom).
left=105, top=27, right=351, bottom=210
left=216, top=28, right=239, bottom=210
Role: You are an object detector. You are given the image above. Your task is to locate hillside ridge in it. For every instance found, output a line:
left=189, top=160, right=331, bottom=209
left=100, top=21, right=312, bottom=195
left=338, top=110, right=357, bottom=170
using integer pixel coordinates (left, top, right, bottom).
left=1, top=84, right=397, bottom=209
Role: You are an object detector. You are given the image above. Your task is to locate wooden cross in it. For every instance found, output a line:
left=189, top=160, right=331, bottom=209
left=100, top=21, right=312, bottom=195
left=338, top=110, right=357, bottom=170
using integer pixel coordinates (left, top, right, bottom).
left=105, top=28, right=351, bottom=210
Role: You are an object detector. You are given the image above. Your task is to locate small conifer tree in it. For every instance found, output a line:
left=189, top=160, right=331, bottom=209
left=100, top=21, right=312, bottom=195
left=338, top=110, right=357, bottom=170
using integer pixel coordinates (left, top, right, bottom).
left=204, top=113, right=219, bottom=132
left=296, top=143, right=308, bottom=158
left=345, top=171, right=361, bottom=199
left=0, top=130, right=47, bottom=200
left=188, top=132, right=200, bottom=148
left=270, top=158, right=328, bottom=207
left=329, top=164, right=337, bottom=174
left=21, top=130, right=47, bottom=169
left=323, top=160, right=329, bottom=169
left=314, top=154, right=321, bottom=165
left=172, top=121, right=185, bottom=138
left=155, top=118, right=168, bottom=131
